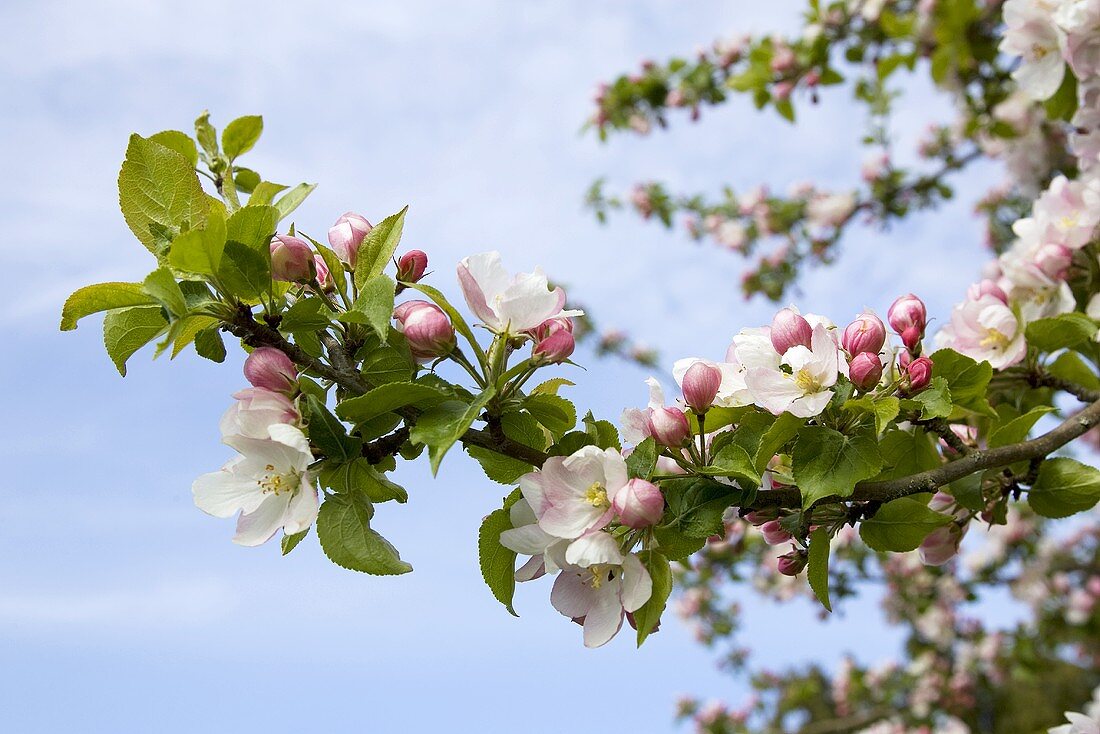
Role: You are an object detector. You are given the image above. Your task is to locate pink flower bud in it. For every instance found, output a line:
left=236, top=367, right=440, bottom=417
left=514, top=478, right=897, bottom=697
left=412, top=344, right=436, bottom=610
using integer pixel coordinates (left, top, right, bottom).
left=647, top=407, right=691, bottom=446
left=919, top=523, right=964, bottom=566
left=533, top=329, right=575, bottom=364
left=900, top=324, right=923, bottom=352
left=905, top=356, right=934, bottom=393
left=612, top=479, right=665, bottom=528
left=968, top=279, right=1008, bottom=304
left=243, top=347, right=298, bottom=394
left=528, top=316, right=574, bottom=342
left=928, top=491, right=956, bottom=514
left=1035, top=243, right=1073, bottom=280
left=327, top=211, right=373, bottom=268
left=760, top=519, right=792, bottom=546
left=393, top=300, right=455, bottom=360
left=770, top=307, right=813, bottom=354
left=269, top=235, right=315, bottom=282
left=841, top=312, right=886, bottom=355
left=396, top=250, right=428, bottom=283
left=887, top=293, right=927, bottom=336
left=313, top=254, right=334, bottom=292
left=849, top=352, right=884, bottom=391
left=682, top=361, right=723, bottom=412
left=777, top=551, right=807, bottom=576
left=743, top=510, right=774, bottom=526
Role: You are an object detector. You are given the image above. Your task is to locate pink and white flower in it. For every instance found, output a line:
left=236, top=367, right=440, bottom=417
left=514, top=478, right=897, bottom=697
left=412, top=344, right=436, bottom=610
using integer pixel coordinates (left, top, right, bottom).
left=219, top=387, right=300, bottom=446
left=936, top=292, right=1027, bottom=369
left=457, top=251, right=582, bottom=335
left=745, top=323, right=840, bottom=417
left=518, top=445, right=629, bottom=539
left=1000, top=0, right=1067, bottom=101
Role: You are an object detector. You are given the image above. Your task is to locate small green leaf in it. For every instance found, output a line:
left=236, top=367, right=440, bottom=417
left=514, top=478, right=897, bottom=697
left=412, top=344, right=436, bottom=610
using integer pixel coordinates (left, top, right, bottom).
left=660, top=478, right=739, bottom=539
left=274, top=183, right=317, bottom=221
left=876, top=429, right=941, bottom=479
left=1048, top=351, right=1100, bottom=391
left=903, top=376, right=953, bottom=419
left=634, top=550, right=672, bottom=647
left=221, top=115, right=263, bottom=159
left=989, top=406, right=1056, bottom=448
left=60, top=282, right=155, bottom=331
left=360, top=342, right=415, bottom=386
left=1028, top=457, right=1100, bottom=518
left=247, top=181, right=289, bottom=206
left=148, top=130, right=198, bottom=167
left=807, top=526, right=832, bottom=612
left=342, top=274, right=395, bottom=336
left=931, top=348, right=994, bottom=416
left=478, top=506, right=518, bottom=616
left=751, top=411, right=803, bottom=473
left=316, top=491, right=412, bottom=575
left=626, top=437, right=657, bottom=479
left=225, top=205, right=278, bottom=252
left=523, top=393, right=576, bottom=437
left=170, top=315, right=218, bottom=358
left=355, top=206, right=408, bottom=288
left=194, top=111, right=219, bottom=161
left=859, top=497, right=951, bottom=552
left=281, top=528, right=309, bottom=555
left=319, top=458, right=408, bottom=503
left=530, top=378, right=575, bottom=396
left=793, top=427, right=883, bottom=508
left=306, top=395, right=362, bottom=462
left=467, top=412, right=545, bottom=484
left=142, top=267, right=188, bottom=317
left=194, top=326, right=227, bottom=363
left=118, top=134, right=208, bottom=255
left=410, top=387, right=497, bottom=474
left=336, top=382, right=449, bottom=424
left=1044, top=68, right=1078, bottom=121
left=218, top=240, right=271, bottom=301
left=168, top=212, right=227, bottom=277
left=103, top=305, right=169, bottom=376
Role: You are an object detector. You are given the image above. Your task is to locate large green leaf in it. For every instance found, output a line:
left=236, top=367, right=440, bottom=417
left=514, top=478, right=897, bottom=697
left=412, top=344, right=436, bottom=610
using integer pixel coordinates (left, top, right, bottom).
left=478, top=506, right=518, bottom=616
left=306, top=395, right=362, bottom=462
left=102, top=305, right=169, bottom=376
left=335, top=382, right=450, bottom=424
left=1028, top=457, right=1100, bottom=518
left=168, top=211, right=227, bottom=277
left=1026, top=313, right=1097, bottom=353
left=316, top=491, right=412, bottom=575
left=859, top=497, right=951, bottom=551
left=409, top=387, right=497, bottom=474
left=341, top=274, right=395, bottom=336
left=226, top=205, right=278, bottom=252
left=793, top=426, right=882, bottom=508
left=319, top=458, right=408, bottom=503
left=355, top=206, right=408, bottom=287
left=118, top=134, right=208, bottom=255
left=931, top=348, right=994, bottom=415
left=60, top=282, right=154, bottom=331
left=217, top=240, right=271, bottom=301
left=634, top=550, right=672, bottom=647
left=989, top=406, right=1056, bottom=448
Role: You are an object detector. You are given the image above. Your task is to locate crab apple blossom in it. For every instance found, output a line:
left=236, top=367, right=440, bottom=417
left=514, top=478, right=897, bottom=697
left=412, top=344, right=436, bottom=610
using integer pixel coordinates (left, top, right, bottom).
left=219, top=387, right=300, bottom=445
left=746, top=323, right=840, bottom=417
left=457, top=250, right=581, bottom=335
left=672, top=355, right=753, bottom=409
left=192, top=423, right=318, bottom=547
left=805, top=191, right=856, bottom=228
left=936, top=292, right=1027, bottom=369
left=327, top=211, right=372, bottom=268
left=612, top=479, right=664, bottom=528
left=648, top=406, right=691, bottom=446
left=770, top=307, right=813, bottom=354
left=518, top=445, right=628, bottom=539
left=887, top=293, right=928, bottom=338
left=849, top=351, right=884, bottom=391
left=499, top=499, right=568, bottom=581
left=681, top=360, right=723, bottom=412
left=842, top=311, right=887, bottom=356
left=269, top=234, right=315, bottom=282
left=393, top=300, right=455, bottom=360
left=396, top=249, right=428, bottom=283
left=999, top=0, right=1066, bottom=101
left=919, top=523, right=967, bottom=566
left=532, top=329, right=575, bottom=364
left=313, top=253, right=334, bottom=291
left=550, top=534, right=653, bottom=648
left=904, top=356, right=934, bottom=393
left=243, top=347, right=298, bottom=394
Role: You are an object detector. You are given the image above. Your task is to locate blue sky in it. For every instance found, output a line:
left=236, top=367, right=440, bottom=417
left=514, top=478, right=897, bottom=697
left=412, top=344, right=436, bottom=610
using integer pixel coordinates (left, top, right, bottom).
left=0, top=2, right=1001, bottom=732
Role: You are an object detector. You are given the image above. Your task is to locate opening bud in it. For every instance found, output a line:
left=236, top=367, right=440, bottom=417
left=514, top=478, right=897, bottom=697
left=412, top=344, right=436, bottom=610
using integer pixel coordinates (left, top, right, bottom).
left=243, top=347, right=298, bottom=394
left=841, top=312, right=886, bottom=356
left=760, top=519, right=792, bottom=546
left=848, top=352, right=884, bottom=392
left=327, top=211, right=373, bottom=268
left=532, top=329, right=575, bottom=365
left=270, top=235, right=315, bottom=283
left=770, top=307, right=813, bottom=354
left=681, top=361, right=723, bottom=413
left=396, top=250, right=429, bottom=283
left=612, top=479, right=665, bottom=528
left=647, top=407, right=691, bottom=447
left=393, top=300, right=456, bottom=360
left=777, top=551, right=807, bottom=576
left=887, top=293, right=927, bottom=337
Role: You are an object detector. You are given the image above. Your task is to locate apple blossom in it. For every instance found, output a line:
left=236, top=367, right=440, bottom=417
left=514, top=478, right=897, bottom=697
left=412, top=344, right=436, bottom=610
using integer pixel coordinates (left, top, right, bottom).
left=518, top=445, right=629, bottom=539
left=1000, top=0, right=1066, bottom=101
left=612, top=479, right=664, bottom=528
left=887, top=293, right=927, bottom=337
left=532, top=329, right=575, bottom=364
left=313, top=253, right=334, bottom=291
left=457, top=251, right=581, bottom=335
left=919, top=523, right=967, bottom=566
left=499, top=498, right=568, bottom=581
left=192, top=423, right=318, bottom=547
left=841, top=311, right=886, bottom=355
left=905, top=356, right=934, bottom=393
left=681, top=360, right=723, bottom=412
left=648, top=406, right=691, bottom=446
left=269, top=234, right=314, bottom=282
left=746, top=323, right=840, bottom=418
left=936, top=292, right=1027, bottom=369
left=243, top=347, right=298, bottom=394
left=770, top=307, right=813, bottom=354
left=396, top=249, right=428, bottom=283
left=327, top=211, right=372, bottom=267
left=550, top=534, right=653, bottom=647
left=849, top=351, right=884, bottom=391
left=760, top=519, right=792, bottom=546
left=219, top=387, right=300, bottom=445
left=393, top=300, right=456, bottom=360
left=805, top=192, right=856, bottom=228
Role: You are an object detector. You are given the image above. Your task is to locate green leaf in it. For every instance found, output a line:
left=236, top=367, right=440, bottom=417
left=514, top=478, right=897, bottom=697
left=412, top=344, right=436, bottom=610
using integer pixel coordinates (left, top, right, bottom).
left=989, top=406, right=1056, bottom=448
left=354, top=206, right=408, bottom=288
left=234, top=167, right=260, bottom=193
left=844, top=395, right=901, bottom=435
left=342, top=275, right=395, bottom=336
left=409, top=388, right=497, bottom=474
left=306, top=396, right=362, bottom=461
left=478, top=506, right=519, bottom=616
left=698, top=442, right=760, bottom=486
left=168, top=211, right=227, bottom=277
left=225, top=205, right=279, bottom=252
left=336, top=382, right=449, bottom=424
left=1048, top=351, right=1100, bottom=391
left=102, top=305, right=169, bottom=376
left=634, top=550, right=672, bottom=647
left=626, top=437, right=657, bottom=479
left=118, top=134, right=209, bottom=256
left=246, top=181, right=289, bottom=207
left=652, top=526, right=706, bottom=561
left=316, top=491, right=412, bottom=575
left=931, top=348, right=994, bottom=415
left=859, top=497, right=951, bottom=552
left=319, top=458, right=407, bottom=503
left=148, top=130, right=198, bottom=167
left=60, top=282, right=155, bottom=331
left=218, top=239, right=271, bottom=301
left=1044, top=69, right=1078, bottom=121
left=660, top=478, right=739, bottom=539
left=793, top=427, right=882, bottom=508
left=1028, top=457, right=1100, bottom=518
left=142, top=267, right=188, bottom=317
left=1026, top=313, right=1097, bottom=353
left=530, top=378, right=575, bottom=396
left=876, top=429, right=941, bottom=480
left=523, top=393, right=576, bottom=437
left=170, top=315, right=218, bottom=358
left=221, top=115, right=263, bottom=159
left=807, top=526, right=832, bottom=612
left=278, top=297, right=333, bottom=332
left=274, top=183, right=317, bottom=221
left=751, top=411, right=803, bottom=472
left=405, top=281, right=486, bottom=365
left=468, top=412, right=544, bottom=484
left=281, top=528, right=309, bottom=555
left=583, top=412, right=621, bottom=451
left=194, top=111, right=219, bottom=161
left=360, top=341, right=415, bottom=386
left=194, top=326, right=227, bottom=363
left=903, top=376, right=953, bottom=419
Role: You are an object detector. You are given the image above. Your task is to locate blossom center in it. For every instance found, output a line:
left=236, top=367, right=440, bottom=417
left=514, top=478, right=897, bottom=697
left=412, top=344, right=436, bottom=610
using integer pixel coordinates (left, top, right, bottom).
left=793, top=368, right=819, bottom=392
left=980, top=329, right=1010, bottom=350
left=585, top=482, right=610, bottom=508
left=257, top=465, right=297, bottom=495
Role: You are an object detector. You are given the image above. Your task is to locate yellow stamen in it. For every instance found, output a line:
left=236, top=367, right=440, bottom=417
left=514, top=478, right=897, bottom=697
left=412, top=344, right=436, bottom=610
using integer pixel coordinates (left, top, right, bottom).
left=793, top=368, right=819, bottom=392
left=585, top=482, right=609, bottom=508
left=980, top=329, right=1010, bottom=350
